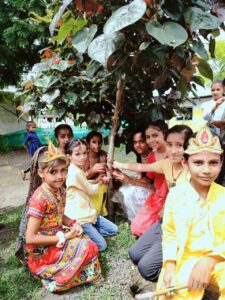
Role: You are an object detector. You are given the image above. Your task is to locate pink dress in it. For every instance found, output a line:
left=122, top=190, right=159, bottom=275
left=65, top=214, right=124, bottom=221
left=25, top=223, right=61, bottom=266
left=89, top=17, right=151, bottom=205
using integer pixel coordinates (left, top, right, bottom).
left=131, top=152, right=168, bottom=237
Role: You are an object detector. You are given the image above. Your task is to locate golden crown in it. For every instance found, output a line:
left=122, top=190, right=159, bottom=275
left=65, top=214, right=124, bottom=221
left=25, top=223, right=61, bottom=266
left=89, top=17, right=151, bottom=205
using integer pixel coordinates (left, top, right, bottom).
left=42, top=137, right=67, bottom=163
left=185, top=126, right=223, bottom=155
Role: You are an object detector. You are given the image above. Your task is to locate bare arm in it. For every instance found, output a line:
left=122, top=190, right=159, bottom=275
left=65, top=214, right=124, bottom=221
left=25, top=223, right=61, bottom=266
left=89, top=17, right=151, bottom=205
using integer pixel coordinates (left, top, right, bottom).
left=113, top=161, right=154, bottom=173
left=113, top=170, right=151, bottom=189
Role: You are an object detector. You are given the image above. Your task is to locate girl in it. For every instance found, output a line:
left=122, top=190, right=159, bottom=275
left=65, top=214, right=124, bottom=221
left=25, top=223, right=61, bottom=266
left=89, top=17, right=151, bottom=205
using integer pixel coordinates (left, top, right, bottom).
left=201, top=79, right=225, bottom=136
left=54, top=124, right=73, bottom=154
left=158, top=126, right=225, bottom=299
left=64, top=138, right=118, bottom=252
left=21, top=121, right=42, bottom=180
left=129, top=120, right=168, bottom=236
left=84, top=131, right=108, bottom=216
left=19, top=143, right=103, bottom=292
left=112, top=128, right=152, bottom=221
left=129, top=125, right=193, bottom=282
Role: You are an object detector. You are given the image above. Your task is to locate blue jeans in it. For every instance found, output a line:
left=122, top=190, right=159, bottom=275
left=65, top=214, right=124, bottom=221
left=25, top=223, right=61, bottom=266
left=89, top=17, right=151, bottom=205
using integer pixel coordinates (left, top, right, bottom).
left=82, top=216, right=118, bottom=251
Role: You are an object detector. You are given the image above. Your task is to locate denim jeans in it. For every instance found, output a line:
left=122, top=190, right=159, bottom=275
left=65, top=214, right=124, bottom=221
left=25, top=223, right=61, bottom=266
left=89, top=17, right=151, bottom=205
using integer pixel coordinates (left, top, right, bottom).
left=82, top=216, right=118, bottom=251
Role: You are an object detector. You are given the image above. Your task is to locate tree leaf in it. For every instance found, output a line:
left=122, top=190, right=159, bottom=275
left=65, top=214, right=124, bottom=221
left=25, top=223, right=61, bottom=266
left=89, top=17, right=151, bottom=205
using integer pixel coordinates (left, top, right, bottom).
left=146, top=21, right=188, bottom=48
left=139, top=41, right=150, bottom=51
left=40, top=89, right=60, bottom=104
left=49, top=0, right=73, bottom=36
left=72, top=24, right=97, bottom=53
left=88, top=32, right=125, bottom=66
left=103, top=0, right=146, bottom=35
left=34, top=75, right=60, bottom=89
left=184, top=7, right=221, bottom=32
left=57, top=18, right=87, bottom=44
left=51, top=60, right=73, bottom=71
left=191, top=39, right=208, bottom=60
left=197, top=59, right=213, bottom=80
left=161, top=0, right=184, bottom=21
left=63, top=92, right=78, bottom=106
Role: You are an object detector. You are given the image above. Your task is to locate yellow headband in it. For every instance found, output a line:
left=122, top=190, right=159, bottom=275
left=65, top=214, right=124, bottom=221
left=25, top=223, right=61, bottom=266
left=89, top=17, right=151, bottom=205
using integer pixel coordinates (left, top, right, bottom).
left=41, top=138, right=67, bottom=163
left=185, top=126, right=223, bottom=155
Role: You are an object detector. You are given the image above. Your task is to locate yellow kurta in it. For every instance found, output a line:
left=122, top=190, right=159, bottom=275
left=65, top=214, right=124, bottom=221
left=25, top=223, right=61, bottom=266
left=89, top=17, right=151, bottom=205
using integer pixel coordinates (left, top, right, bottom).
left=91, top=184, right=108, bottom=216
left=64, top=164, right=98, bottom=225
left=157, top=181, right=225, bottom=299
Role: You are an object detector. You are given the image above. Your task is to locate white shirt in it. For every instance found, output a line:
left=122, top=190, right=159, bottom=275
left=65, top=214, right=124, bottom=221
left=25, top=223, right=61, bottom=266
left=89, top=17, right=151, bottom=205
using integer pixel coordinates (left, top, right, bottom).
left=201, top=98, right=225, bottom=135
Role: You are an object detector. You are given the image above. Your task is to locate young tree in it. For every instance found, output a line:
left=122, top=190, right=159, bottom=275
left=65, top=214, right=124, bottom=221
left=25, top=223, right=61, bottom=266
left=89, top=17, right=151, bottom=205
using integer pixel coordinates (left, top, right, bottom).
left=18, top=0, right=225, bottom=159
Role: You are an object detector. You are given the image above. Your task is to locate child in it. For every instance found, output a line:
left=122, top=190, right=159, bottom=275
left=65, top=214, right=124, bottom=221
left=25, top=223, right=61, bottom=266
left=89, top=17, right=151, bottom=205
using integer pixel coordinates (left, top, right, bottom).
left=157, top=126, right=225, bottom=299
left=22, top=142, right=103, bottom=292
left=129, top=125, right=193, bottom=282
left=54, top=124, right=73, bottom=154
left=84, top=131, right=108, bottom=216
left=112, top=128, right=152, bottom=221
left=21, top=121, right=42, bottom=180
left=64, top=138, right=118, bottom=251
left=201, top=79, right=225, bottom=136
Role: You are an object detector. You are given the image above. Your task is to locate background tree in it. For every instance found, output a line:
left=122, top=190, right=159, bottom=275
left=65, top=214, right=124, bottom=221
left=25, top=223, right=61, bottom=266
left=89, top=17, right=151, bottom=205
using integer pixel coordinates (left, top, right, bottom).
left=18, top=0, right=225, bottom=157
left=0, top=0, right=50, bottom=87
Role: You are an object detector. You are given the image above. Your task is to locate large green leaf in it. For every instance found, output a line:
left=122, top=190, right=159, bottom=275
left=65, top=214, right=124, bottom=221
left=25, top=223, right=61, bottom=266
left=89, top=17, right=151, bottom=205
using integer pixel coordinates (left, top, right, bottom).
left=191, top=40, right=208, bottom=60
left=88, top=32, right=125, bottom=67
left=184, top=7, right=221, bottom=32
left=63, top=92, right=78, bottom=106
left=197, top=59, right=213, bottom=80
left=34, top=75, right=60, bottom=89
left=40, top=89, right=60, bottom=104
left=103, top=0, right=146, bottom=35
left=146, top=21, right=188, bottom=48
left=57, top=18, right=87, bottom=44
left=72, top=25, right=98, bottom=53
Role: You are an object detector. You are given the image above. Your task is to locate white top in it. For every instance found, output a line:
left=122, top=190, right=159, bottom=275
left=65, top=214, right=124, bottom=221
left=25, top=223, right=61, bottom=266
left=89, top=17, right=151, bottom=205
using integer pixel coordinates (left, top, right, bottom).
left=201, top=99, right=225, bottom=135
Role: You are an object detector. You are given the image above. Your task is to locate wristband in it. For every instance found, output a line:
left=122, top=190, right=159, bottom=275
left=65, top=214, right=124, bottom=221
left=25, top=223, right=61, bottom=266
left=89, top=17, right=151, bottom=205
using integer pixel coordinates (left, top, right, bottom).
left=69, top=220, right=77, bottom=227
left=56, top=231, right=65, bottom=248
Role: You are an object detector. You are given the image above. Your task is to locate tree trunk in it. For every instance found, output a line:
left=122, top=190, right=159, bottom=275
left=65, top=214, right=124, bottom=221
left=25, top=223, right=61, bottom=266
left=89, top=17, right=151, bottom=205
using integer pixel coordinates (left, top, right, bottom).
left=106, top=77, right=125, bottom=219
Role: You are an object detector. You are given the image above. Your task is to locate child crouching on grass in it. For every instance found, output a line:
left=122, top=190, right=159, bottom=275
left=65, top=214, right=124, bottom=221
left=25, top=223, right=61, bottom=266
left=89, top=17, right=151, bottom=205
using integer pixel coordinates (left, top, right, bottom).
left=64, top=138, right=118, bottom=252
left=22, top=142, right=103, bottom=293
left=157, top=126, right=225, bottom=299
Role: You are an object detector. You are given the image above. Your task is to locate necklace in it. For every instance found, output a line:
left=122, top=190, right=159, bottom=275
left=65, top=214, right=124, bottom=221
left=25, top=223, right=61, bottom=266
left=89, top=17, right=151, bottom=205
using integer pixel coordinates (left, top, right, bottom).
left=172, top=165, right=184, bottom=184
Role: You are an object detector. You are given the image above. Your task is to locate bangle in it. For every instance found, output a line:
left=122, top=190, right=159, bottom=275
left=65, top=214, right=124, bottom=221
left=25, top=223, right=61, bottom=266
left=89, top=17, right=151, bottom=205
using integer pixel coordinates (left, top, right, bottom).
left=69, top=220, right=77, bottom=227
left=56, top=231, right=65, bottom=248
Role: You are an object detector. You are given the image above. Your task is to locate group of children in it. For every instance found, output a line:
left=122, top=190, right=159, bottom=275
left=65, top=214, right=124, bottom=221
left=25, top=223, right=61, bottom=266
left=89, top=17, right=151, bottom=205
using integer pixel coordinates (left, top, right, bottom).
left=16, top=78, right=225, bottom=298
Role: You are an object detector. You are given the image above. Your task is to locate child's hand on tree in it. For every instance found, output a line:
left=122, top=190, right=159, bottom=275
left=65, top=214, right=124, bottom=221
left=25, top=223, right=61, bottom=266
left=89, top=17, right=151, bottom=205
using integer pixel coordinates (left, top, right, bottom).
left=92, top=163, right=106, bottom=174
left=188, top=257, right=219, bottom=291
left=112, top=170, right=130, bottom=184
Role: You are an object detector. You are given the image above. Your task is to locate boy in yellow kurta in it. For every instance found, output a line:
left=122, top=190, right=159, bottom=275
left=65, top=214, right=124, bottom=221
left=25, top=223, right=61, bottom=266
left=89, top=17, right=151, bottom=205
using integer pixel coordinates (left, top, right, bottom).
left=158, top=126, right=225, bottom=299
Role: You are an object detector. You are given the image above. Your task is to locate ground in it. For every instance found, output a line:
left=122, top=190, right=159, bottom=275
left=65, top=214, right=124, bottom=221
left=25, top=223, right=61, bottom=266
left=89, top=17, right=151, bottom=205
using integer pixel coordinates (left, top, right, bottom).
left=0, top=150, right=218, bottom=300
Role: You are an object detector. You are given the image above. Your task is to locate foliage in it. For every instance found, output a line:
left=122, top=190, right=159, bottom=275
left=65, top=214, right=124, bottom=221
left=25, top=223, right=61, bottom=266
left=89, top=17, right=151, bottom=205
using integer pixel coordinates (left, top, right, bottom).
left=0, top=0, right=49, bottom=87
left=17, top=0, right=225, bottom=145
left=211, top=39, right=225, bottom=79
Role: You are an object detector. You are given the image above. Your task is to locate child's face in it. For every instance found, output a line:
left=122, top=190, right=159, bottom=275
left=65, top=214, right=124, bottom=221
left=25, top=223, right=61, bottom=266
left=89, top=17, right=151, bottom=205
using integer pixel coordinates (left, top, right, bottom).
left=133, top=132, right=149, bottom=155
left=29, top=124, right=36, bottom=132
left=187, top=151, right=222, bottom=187
left=69, top=144, right=87, bottom=168
left=145, top=127, right=165, bottom=151
left=39, top=162, right=68, bottom=190
left=57, top=129, right=72, bottom=150
left=166, top=133, right=185, bottom=164
left=211, top=83, right=224, bottom=100
left=89, top=136, right=102, bottom=154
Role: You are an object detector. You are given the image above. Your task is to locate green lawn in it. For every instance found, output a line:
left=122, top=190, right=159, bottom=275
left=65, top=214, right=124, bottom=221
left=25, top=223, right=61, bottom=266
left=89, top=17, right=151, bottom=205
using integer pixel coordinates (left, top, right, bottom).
left=0, top=207, right=136, bottom=300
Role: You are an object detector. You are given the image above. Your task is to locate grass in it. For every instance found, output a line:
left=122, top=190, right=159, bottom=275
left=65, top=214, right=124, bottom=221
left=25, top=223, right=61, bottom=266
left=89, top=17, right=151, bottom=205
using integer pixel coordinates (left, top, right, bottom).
left=0, top=207, right=136, bottom=300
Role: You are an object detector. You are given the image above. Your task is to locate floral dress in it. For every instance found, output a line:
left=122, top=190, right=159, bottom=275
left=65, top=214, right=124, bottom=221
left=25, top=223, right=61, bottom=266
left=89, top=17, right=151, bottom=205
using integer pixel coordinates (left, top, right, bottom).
left=26, top=185, right=103, bottom=292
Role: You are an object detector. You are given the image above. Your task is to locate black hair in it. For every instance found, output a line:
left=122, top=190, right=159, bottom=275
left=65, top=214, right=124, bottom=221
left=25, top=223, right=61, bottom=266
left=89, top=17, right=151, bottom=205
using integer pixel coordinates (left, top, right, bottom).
left=65, top=138, right=87, bottom=155
left=131, top=128, right=146, bottom=140
left=165, top=125, right=193, bottom=150
left=145, top=120, right=168, bottom=137
left=211, top=79, right=223, bottom=87
left=54, top=124, right=73, bottom=139
left=26, top=121, right=36, bottom=131
left=86, top=131, right=103, bottom=144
